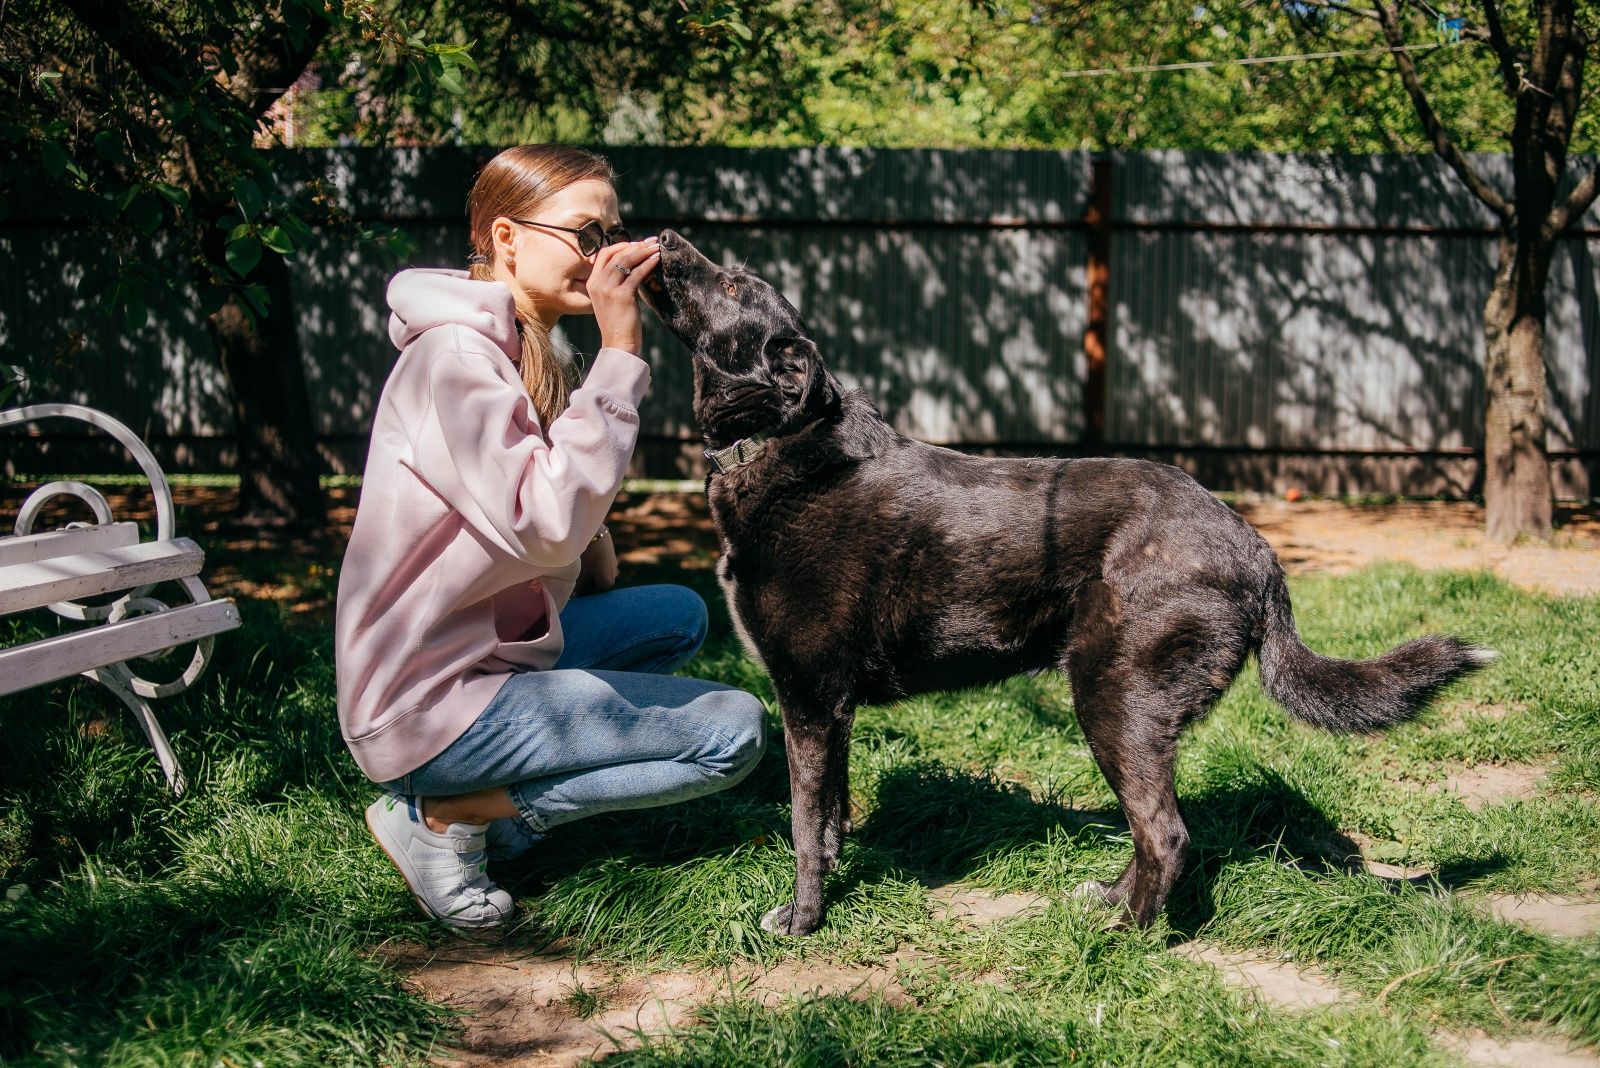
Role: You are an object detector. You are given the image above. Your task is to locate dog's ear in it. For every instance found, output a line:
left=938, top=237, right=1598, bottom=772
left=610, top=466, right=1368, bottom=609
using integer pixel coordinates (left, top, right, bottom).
left=765, top=336, right=821, bottom=407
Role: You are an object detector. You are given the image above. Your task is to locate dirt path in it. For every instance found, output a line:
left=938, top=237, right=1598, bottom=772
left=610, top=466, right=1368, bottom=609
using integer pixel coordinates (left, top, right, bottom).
left=1233, top=498, right=1600, bottom=597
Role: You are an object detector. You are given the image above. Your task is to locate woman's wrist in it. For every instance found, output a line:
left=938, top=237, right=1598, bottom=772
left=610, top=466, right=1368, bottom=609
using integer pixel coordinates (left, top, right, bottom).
left=598, top=333, right=641, bottom=355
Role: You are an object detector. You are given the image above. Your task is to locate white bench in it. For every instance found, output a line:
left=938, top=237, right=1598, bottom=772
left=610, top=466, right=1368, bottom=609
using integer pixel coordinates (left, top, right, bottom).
left=0, top=403, right=242, bottom=794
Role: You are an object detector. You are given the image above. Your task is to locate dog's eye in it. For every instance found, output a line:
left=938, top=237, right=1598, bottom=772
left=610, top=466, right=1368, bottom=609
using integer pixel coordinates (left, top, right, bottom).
left=722, top=280, right=738, bottom=298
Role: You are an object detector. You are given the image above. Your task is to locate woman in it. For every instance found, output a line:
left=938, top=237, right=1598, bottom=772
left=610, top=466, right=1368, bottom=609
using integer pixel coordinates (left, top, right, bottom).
left=335, top=145, right=766, bottom=929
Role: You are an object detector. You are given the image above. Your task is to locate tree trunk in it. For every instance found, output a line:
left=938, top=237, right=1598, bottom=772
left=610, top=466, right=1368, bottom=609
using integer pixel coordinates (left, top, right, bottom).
left=205, top=250, right=327, bottom=532
left=1481, top=234, right=1554, bottom=543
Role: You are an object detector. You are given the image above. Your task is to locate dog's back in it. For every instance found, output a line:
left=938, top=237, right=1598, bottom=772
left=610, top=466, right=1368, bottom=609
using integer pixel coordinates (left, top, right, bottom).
left=709, top=391, right=1279, bottom=706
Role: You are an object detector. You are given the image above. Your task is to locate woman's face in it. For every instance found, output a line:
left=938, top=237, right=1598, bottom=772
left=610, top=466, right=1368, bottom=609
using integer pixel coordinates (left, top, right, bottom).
left=492, top=178, right=622, bottom=326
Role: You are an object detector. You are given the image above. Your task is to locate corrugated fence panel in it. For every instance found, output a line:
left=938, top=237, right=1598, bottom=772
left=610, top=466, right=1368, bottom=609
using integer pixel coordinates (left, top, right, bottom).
left=1545, top=236, right=1600, bottom=452
left=293, top=146, right=1091, bottom=448
left=1109, top=150, right=1597, bottom=460
left=0, top=230, right=231, bottom=440
left=1109, top=229, right=1492, bottom=450
left=1, top=146, right=1593, bottom=487
left=1116, top=149, right=1512, bottom=229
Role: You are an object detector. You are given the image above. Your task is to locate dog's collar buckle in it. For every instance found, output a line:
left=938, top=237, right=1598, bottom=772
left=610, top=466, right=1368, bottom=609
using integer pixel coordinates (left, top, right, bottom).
left=705, top=433, right=769, bottom=475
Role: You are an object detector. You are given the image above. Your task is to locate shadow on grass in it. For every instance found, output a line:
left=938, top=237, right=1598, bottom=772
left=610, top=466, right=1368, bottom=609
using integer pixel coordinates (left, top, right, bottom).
left=849, top=759, right=1510, bottom=938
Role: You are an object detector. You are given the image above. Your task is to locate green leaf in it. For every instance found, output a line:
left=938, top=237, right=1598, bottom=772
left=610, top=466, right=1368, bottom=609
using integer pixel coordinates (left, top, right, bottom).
left=153, top=182, right=189, bottom=209
left=233, top=176, right=264, bottom=221
left=126, top=191, right=163, bottom=235
left=40, top=141, right=67, bottom=179
left=241, top=282, right=270, bottom=318
left=226, top=234, right=263, bottom=277
left=230, top=223, right=253, bottom=242
left=259, top=224, right=294, bottom=253
left=93, top=130, right=127, bottom=164
left=437, top=70, right=465, bottom=95
left=278, top=213, right=315, bottom=245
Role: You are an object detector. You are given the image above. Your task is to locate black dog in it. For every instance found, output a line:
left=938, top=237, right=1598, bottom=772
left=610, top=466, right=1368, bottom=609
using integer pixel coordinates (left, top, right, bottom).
left=641, top=230, right=1492, bottom=936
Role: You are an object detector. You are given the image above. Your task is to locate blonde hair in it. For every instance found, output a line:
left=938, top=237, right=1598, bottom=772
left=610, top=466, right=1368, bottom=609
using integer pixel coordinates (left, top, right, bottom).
left=466, top=145, right=615, bottom=426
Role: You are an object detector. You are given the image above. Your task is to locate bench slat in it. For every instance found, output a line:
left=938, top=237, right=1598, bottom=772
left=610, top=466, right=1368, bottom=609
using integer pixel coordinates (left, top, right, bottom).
left=0, top=598, right=241, bottom=696
left=0, top=538, right=205, bottom=616
left=0, top=523, right=141, bottom=567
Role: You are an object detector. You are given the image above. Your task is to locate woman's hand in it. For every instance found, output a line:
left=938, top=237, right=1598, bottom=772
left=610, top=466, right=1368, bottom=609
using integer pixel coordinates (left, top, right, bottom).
left=576, top=528, right=618, bottom=596
left=587, top=236, right=661, bottom=355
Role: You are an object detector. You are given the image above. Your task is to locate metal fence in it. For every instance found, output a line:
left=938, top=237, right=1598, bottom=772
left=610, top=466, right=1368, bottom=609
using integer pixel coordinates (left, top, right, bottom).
left=2, top=146, right=1595, bottom=497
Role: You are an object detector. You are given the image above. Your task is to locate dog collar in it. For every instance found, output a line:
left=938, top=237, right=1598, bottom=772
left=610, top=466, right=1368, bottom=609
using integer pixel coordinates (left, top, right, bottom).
left=705, top=433, right=770, bottom=475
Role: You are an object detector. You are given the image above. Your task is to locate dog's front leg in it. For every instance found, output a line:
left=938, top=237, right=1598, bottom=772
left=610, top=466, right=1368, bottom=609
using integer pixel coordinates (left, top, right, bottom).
left=761, top=716, right=830, bottom=936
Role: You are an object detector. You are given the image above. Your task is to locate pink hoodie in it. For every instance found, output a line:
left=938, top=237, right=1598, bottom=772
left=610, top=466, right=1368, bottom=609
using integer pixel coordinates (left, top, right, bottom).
left=335, top=268, right=651, bottom=782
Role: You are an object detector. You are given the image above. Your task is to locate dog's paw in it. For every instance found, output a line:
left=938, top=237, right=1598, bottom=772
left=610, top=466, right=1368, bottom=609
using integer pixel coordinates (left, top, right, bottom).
left=1071, top=881, right=1140, bottom=930
left=1071, top=879, right=1114, bottom=903
left=759, top=901, right=820, bottom=937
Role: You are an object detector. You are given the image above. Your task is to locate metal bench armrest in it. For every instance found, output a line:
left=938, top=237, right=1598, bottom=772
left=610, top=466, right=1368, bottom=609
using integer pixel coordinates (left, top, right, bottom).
left=0, top=403, right=178, bottom=542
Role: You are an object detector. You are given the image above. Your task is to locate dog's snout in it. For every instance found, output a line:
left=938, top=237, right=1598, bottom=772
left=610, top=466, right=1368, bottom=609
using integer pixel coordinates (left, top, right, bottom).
left=659, top=229, right=681, bottom=250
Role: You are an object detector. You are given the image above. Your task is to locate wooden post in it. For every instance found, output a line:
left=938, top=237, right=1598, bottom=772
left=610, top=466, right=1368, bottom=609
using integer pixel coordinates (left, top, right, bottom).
left=1082, top=155, right=1112, bottom=449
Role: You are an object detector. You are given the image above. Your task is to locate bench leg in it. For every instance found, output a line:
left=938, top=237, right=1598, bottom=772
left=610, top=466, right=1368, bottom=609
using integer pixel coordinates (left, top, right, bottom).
left=88, top=663, right=187, bottom=796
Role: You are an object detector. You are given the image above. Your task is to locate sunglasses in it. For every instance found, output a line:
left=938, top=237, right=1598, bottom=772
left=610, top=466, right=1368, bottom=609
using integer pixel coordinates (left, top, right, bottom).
left=510, top=217, right=632, bottom=257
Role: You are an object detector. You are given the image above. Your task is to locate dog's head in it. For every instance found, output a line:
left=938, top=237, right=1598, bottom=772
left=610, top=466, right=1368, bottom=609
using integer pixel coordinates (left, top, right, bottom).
left=642, top=229, right=836, bottom=448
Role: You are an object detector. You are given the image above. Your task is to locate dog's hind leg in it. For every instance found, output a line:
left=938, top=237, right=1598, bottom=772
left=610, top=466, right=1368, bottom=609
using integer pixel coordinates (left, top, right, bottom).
left=1069, top=684, right=1188, bottom=927
left=1065, top=584, right=1235, bottom=927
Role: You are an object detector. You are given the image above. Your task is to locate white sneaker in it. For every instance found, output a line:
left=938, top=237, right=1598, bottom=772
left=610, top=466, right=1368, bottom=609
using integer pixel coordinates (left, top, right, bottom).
left=364, top=794, right=515, bottom=929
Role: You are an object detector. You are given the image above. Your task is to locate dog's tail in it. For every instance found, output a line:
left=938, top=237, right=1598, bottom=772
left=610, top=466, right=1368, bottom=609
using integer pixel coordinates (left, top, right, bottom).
left=1256, top=570, right=1495, bottom=732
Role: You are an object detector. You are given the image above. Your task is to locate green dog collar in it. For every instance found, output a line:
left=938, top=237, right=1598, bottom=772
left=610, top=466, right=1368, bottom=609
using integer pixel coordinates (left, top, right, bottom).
left=705, top=433, right=770, bottom=475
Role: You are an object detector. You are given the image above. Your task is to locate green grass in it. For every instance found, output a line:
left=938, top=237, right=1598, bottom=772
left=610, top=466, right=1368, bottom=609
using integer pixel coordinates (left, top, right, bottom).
left=2, top=554, right=1597, bottom=1066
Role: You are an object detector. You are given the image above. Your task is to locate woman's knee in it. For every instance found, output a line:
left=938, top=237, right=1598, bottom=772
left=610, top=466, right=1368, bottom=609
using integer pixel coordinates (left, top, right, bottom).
left=663, top=584, right=709, bottom=657
left=703, top=689, right=767, bottom=778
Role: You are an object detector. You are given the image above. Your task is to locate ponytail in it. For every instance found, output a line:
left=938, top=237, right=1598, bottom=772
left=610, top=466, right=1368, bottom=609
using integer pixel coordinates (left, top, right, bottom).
left=465, top=259, right=576, bottom=428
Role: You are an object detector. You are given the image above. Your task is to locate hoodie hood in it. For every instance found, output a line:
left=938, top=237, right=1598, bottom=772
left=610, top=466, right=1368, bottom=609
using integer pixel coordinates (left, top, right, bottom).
left=387, top=268, right=520, bottom=360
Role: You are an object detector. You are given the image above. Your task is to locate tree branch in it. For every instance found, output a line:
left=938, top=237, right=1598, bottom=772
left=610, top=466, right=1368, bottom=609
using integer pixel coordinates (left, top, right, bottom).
left=57, top=0, right=203, bottom=101
left=222, top=2, right=333, bottom=119
left=1374, top=0, right=1513, bottom=220
left=1547, top=166, right=1600, bottom=234
left=1478, top=0, right=1526, bottom=96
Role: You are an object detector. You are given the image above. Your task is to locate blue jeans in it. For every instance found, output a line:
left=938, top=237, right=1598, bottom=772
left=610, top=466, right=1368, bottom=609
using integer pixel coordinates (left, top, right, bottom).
left=381, top=584, right=766, bottom=836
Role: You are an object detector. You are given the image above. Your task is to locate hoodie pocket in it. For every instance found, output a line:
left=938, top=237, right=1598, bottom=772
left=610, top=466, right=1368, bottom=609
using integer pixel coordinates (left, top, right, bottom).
left=485, top=578, right=566, bottom=672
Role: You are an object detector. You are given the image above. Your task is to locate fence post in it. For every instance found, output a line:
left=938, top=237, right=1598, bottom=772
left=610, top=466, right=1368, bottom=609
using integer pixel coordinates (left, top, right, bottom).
left=1082, top=153, right=1113, bottom=449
